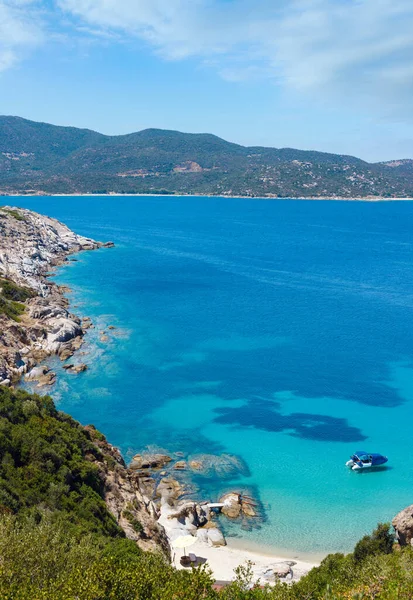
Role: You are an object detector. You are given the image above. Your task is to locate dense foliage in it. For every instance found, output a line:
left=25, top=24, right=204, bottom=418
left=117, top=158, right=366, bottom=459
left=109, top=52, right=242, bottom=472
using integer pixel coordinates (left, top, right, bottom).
left=1, top=386, right=413, bottom=599
left=1, top=116, right=412, bottom=198
left=0, top=387, right=120, bottom=536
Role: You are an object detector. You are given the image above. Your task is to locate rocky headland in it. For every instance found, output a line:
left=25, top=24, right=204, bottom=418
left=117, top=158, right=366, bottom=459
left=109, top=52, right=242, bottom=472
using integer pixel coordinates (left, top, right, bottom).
left=0, top=206, right=171, bottom=556
left=0, top=205, right=265, bottom=572
left=0, top=205, right=113, bottom=387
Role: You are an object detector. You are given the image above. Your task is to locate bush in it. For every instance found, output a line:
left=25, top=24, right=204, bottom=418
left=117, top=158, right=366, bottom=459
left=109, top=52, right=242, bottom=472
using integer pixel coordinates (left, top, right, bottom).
left=353, top=522, right=395, bottom=562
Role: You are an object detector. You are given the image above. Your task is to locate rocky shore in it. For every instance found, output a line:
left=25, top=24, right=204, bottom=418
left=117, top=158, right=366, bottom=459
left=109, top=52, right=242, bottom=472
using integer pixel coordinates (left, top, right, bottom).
left=0, top=205, right=113, bottom=387
left=125, top=449, right=316, bottom=584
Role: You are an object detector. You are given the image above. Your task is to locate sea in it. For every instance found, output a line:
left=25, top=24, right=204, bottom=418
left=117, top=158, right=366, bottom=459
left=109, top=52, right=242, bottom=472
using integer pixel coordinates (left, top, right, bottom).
left=9, top=195, right=413, bottom=559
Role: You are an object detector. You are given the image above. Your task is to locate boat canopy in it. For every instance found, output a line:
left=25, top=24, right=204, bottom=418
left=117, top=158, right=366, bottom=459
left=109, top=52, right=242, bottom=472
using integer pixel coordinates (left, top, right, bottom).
left=351, top=451, right=388, bottom=466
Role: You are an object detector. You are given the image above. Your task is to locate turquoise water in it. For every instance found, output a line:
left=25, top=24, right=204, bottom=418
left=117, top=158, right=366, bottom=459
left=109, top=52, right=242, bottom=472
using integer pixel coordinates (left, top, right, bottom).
left=10, top=195, right=413, bottom=557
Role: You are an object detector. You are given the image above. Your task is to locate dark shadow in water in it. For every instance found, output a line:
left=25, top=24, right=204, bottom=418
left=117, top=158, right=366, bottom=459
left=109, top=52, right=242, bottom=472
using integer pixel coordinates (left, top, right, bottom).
left=174, top=349, right=408, bottom=410
left=213, top=399, right=367, bottom=442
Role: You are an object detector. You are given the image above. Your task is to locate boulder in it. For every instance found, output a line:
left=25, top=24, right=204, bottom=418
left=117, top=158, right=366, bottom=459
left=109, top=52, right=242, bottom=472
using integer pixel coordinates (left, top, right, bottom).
left=156, top=477, right=183, bottom=504
left=207, top=527, right=226, bottom=547
left=25, top=365, right=49, bottom=381
left=219, top=491, right=259, bottom=518
left=260, top=563, right=292, bottom=582
left=196, top=529, right=209, bottom=544
left=130, top=454, right=172, bottom=470
left=168, top=502, right=209, bottom=528
left=220, top=492, right=242, bottom=518
left=70, top=363, right=88, bottom=374
left=393, top=504, right=413, bottom=546
left=174, top=461, right=187, bottom=470
left=46, top=317, right=83, bottom=352
left=273, top=563, right=293, bottom=579
left=59, top=347, right=74, bottom=361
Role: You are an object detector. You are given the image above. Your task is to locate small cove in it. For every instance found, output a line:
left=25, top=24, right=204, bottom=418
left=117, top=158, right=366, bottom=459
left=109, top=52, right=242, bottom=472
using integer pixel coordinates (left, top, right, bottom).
left=12, top=195, right=413, bottom=556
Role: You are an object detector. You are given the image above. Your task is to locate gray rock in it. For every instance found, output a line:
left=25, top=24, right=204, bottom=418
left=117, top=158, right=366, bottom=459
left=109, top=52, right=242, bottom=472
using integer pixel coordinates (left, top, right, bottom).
left=25, top=365, right=49, bottom=381
left=393, top=504, right=413, bottom=546
left=130, top=454, right=172, bottom=470
left=207, top=527, right=226, bottom=547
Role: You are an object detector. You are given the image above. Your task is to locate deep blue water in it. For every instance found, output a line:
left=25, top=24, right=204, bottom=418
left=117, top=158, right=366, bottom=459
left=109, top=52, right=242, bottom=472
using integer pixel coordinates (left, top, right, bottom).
left=10, top=195, right=413, bottom=557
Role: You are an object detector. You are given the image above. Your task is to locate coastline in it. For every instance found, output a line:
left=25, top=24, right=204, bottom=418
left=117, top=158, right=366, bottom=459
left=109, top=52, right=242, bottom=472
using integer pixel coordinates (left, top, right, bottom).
left=3, top=192, right=413, bottom=201
left=1, top=204, right=320, bottom=582
left=0, top=206, right=113, bottom=386
left=173, top=538, right=318, bottom=584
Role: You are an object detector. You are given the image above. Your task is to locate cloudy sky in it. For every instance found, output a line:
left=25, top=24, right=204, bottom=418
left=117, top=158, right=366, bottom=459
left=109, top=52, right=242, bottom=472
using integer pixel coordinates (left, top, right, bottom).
left=1, top=0, right=413, bottom=161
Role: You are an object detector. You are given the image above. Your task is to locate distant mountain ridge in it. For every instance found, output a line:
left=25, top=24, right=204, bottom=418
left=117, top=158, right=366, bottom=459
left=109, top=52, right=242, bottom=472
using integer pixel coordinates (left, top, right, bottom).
left=0, top=116, right=412, bottom=198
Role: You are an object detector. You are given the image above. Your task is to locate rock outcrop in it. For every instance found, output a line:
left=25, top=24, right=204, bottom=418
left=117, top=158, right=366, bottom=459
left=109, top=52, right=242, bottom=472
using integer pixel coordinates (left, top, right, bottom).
left=0, top=206, right=113, bottom=385
left=393, top=504, right=413, bottom=546
left=130, top=453, right=173, bottom=470
left=85, top=426, right=170, bottom=557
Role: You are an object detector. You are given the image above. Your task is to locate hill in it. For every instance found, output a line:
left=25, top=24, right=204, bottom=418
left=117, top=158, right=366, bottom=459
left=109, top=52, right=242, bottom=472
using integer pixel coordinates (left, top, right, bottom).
left=0, top=116, right=412, bottom=198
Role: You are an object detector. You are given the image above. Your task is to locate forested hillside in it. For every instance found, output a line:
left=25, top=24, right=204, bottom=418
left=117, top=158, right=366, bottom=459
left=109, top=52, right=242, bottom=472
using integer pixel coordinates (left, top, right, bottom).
left=1, top=116, right=412, bottom=198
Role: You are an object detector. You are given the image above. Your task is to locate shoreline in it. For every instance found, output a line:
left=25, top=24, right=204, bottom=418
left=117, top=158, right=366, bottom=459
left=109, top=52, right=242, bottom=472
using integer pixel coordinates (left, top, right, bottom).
left=1, top=204, right=321, bottom=581
left=225, top=536, right=327, bottom=564
left=0, top=206, right=113, bottom=387
left=3, top=192, right=413, bottom=202
left=172, top=536, right=319, bottom=584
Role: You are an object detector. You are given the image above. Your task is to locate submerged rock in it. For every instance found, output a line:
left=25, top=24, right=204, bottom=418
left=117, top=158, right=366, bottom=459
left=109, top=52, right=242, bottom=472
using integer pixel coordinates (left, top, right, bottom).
left=187, top=453, right=249, bottom=479
left=174, top=461, right=187, bottom=470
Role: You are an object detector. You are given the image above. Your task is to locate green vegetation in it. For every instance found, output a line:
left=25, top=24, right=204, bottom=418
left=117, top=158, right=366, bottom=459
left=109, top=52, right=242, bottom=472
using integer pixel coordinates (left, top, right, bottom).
left=0, top=278, right=35, bottom=303
left=123, top=508, right=144, bottom=534
left=1, top=385, right=413, bottom=599
left=0, top=386, right=120, bottom=536
left=0, top=295, right=25, bottom=321
left=1, top=116, right=412, bottom=198
left=0, top=278, right=34, bottom=321
left=0, top=208, right=26, bottom=221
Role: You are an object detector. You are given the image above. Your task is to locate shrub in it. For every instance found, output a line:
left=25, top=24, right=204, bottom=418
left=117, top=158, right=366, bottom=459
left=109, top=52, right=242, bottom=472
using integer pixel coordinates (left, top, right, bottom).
left=353, top=522, right=395, bottom=562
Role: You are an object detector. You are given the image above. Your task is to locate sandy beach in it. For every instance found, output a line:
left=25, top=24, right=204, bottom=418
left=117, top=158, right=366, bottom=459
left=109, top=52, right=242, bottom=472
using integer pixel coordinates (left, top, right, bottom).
left=158, top=500, right=318, bottom=585
left=172, top=538, right=318, bottom=584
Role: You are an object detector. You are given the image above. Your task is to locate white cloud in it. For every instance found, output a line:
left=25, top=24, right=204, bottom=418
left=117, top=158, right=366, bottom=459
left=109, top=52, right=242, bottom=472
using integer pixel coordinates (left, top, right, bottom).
left=56, top=0, right=413, bottom=115
left=0, top=0, right=44, bottom=72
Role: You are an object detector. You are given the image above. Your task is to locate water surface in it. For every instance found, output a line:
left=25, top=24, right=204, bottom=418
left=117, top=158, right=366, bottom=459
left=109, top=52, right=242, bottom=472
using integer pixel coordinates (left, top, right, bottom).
left=11, top=195, right=413, bottom=556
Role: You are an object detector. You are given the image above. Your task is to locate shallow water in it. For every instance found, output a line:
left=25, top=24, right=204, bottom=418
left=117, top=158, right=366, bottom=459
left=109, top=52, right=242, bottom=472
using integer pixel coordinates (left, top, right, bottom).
left=10, top=195, right=413, bottom=556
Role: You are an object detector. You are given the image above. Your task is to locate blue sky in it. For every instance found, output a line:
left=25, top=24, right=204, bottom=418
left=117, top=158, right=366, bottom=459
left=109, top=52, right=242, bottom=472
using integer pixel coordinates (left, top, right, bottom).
left=1, top=0, right=413, bottom=161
